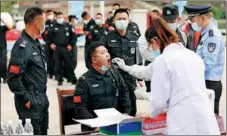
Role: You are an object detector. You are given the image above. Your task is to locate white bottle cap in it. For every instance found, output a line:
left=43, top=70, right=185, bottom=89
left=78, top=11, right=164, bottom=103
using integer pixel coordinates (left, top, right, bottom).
left=18, top=120, right=22, bottom=124
left=25, top=119, right=31, bottom=123
left=8, top=121, right=13, bottom=125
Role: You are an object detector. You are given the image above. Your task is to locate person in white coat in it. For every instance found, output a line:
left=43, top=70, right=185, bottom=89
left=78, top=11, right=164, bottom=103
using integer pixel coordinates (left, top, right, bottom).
left=113, top=17, right=220, bottom=135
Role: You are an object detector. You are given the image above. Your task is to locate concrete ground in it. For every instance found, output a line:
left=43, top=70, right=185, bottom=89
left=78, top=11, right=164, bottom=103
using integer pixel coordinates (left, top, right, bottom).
left=1, top=47, right=226, bottom=135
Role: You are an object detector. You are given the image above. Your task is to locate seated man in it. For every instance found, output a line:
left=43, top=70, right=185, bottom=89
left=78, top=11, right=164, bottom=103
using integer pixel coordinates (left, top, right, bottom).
left=74, top=42, right=131, bottom=132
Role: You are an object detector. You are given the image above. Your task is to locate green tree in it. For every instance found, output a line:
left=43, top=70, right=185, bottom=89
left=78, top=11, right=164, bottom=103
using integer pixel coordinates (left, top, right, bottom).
left=0, top=1, right=15, bottom=13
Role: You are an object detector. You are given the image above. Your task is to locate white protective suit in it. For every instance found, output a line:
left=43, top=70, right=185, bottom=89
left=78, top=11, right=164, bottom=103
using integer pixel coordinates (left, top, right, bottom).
left=149, top=43, right=219, bottom=135
left=112, top=42, right=219, bottom=134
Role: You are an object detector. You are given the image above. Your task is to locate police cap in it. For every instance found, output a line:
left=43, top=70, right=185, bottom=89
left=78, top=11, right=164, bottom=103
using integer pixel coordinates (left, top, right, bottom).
left=162, top=4, right=179, bottom=21
left=184, top=5, right=211, bottom=19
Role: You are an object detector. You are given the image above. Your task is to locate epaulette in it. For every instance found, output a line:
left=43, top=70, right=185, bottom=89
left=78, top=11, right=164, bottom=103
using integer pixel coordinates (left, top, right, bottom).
left=19, top=40, right=27, bottom=48
left=209, top=29, right=214, bottom=37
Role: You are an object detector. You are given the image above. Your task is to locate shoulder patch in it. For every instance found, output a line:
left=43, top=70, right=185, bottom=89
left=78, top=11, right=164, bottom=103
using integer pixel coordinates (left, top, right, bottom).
left=209, top=30, right=214, bottom=37
left=19, top=40, right=27, bottom=48
left=79, top=76, right=86, bottom=80
left=207, top=42, right=216, bottom=53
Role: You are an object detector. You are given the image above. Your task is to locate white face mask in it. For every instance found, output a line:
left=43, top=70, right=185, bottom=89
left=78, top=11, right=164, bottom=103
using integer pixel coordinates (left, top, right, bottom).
left=191, top=22, right=202, bottom=32
left=167, top=23, right=177, bottom=31
left=57, top=18, right=64, bottom=24
left=47, top=15, right=54, bottom=20
left=84, top=20, right=89, bottom=25
left=95, top=19, right=102, bottom=25
left=115, top=20, right=129, bottom=30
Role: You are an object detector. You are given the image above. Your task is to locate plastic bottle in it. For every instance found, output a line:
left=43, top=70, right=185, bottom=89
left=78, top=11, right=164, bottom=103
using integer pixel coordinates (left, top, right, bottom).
left=15, top=120, right=24, bottom=135
left=6, top=121, right=14, bottom=135
left=24, top=119, right=33, bottom=135
left=1, top=122, right=7, bottom=135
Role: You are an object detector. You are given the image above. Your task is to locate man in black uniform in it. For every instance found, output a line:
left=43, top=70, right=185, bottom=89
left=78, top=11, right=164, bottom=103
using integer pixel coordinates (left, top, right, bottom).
left=74, top=42, right=131, bottom=132
left=48, top=12, right=77, bottom=86
left=7, top=7, right=49, bottom=135
left=41, top=9, right=56, bottom=79
left=81, top=11, right=97, bottom=69
left=104, top=11, right=113, bottom=28
left=0, top=18, right=12, bottom=83
left=102, top=9, right=140, bottom=116
left=88, top=13, right=108, bottom=43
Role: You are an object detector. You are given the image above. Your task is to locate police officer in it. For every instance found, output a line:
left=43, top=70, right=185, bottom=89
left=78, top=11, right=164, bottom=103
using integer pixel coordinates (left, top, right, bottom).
left=102, top=9, right=141, bottom=116
left=41, top=9, right=56, bottom=79
left=81, top=11, right=97, bottom=69
left=105, top=11, right=113, bottom=28
left=185, top=5, right=225, bottom=115
left=74, top=42, right=131, bottom=132
left=48, top=12, right=77, bottom=86
left=0, top=17, right=12, bottom=83
left=88, top=13, right=108, bottom=42
left=162, top=4, right=188, bottom=47
left=7, top=7, right=49, bottom=135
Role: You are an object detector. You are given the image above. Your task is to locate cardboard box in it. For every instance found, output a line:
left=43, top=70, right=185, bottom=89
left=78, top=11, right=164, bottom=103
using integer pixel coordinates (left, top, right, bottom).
left=73, top=108, right=143, bottom=135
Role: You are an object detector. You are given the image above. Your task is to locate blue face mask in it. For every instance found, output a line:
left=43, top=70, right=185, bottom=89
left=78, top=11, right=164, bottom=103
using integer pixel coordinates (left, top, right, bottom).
left=115, top=20, right=129, bottom=30
left=152, top=50, right=160, bottom=57
left=95, top=19, right=102, bottom=25
left=100, top=65, right=109, bottom=72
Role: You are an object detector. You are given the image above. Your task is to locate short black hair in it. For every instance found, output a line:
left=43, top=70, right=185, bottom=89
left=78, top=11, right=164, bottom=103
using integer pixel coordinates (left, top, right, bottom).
left=113, top=3, right=120, bottom=8
left=68, top=15, right=77, bottom=22
left=152, top=9, right=160, bottom=14
left=56, top=11, right=63, bottom=16
left=87, top=41, right=104, bottom=65
left=108, top=11, right=113, bottom=14
left=113, top=8, right=129, bottom=19
left=46, top=9, right=53, bottom=13
left=125, top=8, right=130, bottom=12
left=81, top=11, right=89, bottom=18
left=96, top=13, right=103, bottom=16
left=24, top=7, right=45, bottom=24
left=53, top=11, right=57, bottom=15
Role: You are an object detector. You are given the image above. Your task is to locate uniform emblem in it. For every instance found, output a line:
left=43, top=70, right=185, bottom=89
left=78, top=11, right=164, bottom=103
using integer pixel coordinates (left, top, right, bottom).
left=73, top=96, right=81, bottom=103
left=19, top=40, right=27, bottom=48
left=44, top=30, right=48, bottom=35
left=92, top=84, right=99, bottom=87
left=50, top=24, right=53, bottom=27
left=65, top=27, right=69, bottom=30
left=90, top=25, right=94, bottom=29
left=133, top=26, right=137, bottom=28
left=130, top=41, right=136, bottom=43
left=209, top=30, right=214, bottom=37
left=130, top=47, right=136, bottom=54
left=167, top=10, right=171, bottom=15
left=111, top=40, right=116, bottom=43
left=66, top=32, right=69, bottom=36
left=94, top=30, right=98, bottom=33
left=207, top=42, right=216, bottom=53
left=32, top=52, right=38, bottom=55
left=45, top=25, right=49, bottom=28
left=54, top=28, right=58, bottom=30
left=9, top=65, right=20, bottom=74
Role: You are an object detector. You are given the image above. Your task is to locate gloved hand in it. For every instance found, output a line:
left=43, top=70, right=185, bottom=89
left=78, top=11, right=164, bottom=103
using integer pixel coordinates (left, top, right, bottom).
left=112, top=58, right=130, bottom=72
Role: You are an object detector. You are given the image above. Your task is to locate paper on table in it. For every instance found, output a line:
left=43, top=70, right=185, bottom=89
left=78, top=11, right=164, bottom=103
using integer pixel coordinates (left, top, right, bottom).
left=94, top=108, right=121, bottom=118
left=72, top=118, right=117, bottom=128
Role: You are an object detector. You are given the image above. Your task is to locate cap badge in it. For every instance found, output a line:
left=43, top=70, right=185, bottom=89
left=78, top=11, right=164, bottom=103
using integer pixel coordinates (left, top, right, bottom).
left=167, top=10, right=171, bottom=15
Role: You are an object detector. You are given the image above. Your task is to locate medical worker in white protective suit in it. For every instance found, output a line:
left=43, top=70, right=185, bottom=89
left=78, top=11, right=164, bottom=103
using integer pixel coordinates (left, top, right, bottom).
left=112, top=17, right=220, bottom=135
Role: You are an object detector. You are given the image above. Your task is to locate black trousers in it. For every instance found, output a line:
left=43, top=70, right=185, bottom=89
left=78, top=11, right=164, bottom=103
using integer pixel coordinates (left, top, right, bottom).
left=45, top=46, right=54, bottom=77
left=205, top=80, right=222, bottom=115
left=21, top=110, right=49, bottom=135
left=0, top=46, right=7, bottom=80
left=54, top=47, right=76, bottom=83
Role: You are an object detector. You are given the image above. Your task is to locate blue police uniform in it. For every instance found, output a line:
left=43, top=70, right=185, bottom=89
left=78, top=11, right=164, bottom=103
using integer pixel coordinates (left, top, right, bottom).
left=184, top=5, right=225, bottom=115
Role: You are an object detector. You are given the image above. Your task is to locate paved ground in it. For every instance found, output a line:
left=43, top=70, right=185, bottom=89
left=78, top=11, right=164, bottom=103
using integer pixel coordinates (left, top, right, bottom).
left=1, top=47, right=226, bottom=135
